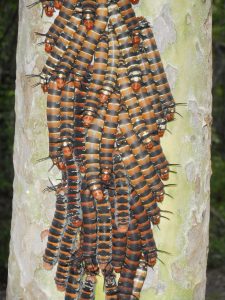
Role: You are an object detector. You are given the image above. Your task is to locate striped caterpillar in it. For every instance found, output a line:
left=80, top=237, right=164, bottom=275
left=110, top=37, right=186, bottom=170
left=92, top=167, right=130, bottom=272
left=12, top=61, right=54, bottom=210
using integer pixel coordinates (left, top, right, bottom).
left=29, top=0, right=180, bottom=298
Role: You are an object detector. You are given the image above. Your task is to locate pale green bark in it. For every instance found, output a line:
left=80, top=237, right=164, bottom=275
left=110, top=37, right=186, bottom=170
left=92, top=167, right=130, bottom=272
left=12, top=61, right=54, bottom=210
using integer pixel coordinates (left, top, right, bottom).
left=7, top=0, right=212, bottom=299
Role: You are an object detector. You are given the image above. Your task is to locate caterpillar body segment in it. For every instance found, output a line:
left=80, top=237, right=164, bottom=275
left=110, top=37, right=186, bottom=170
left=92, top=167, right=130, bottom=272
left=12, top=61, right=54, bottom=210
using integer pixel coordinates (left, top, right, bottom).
left=84, top=35, right=108, bottom=123
left=100, top=28, right=119, bottom=103
left=117, top=216, right=141, bottom=298
left=60, top=74, right=75, bottom=144
left=79, top=275, right=97, bottom=300
left=73, top=89, right=87, bottom=163
left=113, top=150, right=130, bottom=232
left=65, top=260, right=83, bottom=300
left=130, top=191, right=157, bottom=266
left=47, top=80, right=62, bottom=160
left=55, top=223, right=79, bottom=291
left=135, top=86, right=160, bottom=143
left=80, top=183, right=97, bottom=259
left=109, top=187, right=127, bottom=273
left=147, top=141, right=169, bottom=181
left=100, top=92, right=120, bottom=183
left=85, top=107, right=106, bottom=200
left=117, top=0, right=139, bottom=31
left=104, top=271, right=118, bottom=300
left=63, top=145, right=81, bottom=224
left=96, top=193, right=112, bottom=269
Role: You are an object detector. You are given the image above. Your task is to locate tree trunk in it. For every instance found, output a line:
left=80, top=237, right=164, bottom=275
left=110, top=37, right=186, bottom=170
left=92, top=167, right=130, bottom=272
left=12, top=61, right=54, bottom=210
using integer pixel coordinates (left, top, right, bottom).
left=7, top=0, right=212, bottom=299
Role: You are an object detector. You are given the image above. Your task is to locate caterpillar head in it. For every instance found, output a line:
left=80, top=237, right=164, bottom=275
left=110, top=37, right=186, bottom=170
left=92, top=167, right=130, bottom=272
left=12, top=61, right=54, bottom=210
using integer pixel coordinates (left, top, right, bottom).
left=99, top=90, right=110, bottom=104
left=82, top=1, right=96, bottom=30
left=151, top=214, right=160, bottom=225
left=145, top=250, right=157, bottom=268
left=40, top=75, right=49, bottom=93
left=56, top=72, right=66, bottom=89
left=44, top=39, right=53, bottom=53
left=101, top=169, right=111, bottom=183
left=54, top=0, right=62, bottom=9
left=92, top=188, right=104, bottom=201
left=155, top=191, right=164, bottom=203
left=160, top=168, right=169, bottom=181
left=130, top=0, right=140, bottom=4
left=44, top=5, right=55, bottom=17
left=128, top=66, right=142, bottom=92
left=132, top=30, right=141, bottom=48
left=83, top=113, right=94, bottom=127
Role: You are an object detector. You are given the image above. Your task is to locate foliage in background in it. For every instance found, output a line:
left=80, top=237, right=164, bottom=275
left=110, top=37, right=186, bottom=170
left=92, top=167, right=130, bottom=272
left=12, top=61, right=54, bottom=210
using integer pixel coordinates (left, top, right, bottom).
left=209, top=0, right=225, bottom=269
left=0, top=0, right=18, bottom=290
left=0, top=0, right=224, bottom=290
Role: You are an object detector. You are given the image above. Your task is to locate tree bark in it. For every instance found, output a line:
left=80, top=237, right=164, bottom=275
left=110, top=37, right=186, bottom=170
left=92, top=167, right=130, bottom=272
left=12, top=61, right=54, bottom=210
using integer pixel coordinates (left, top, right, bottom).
left=7, top=0, right=212, bottom=299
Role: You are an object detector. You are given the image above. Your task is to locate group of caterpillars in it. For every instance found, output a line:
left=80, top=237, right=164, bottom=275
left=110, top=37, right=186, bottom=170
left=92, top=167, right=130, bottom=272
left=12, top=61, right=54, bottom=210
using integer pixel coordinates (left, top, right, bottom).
left=28, top=0, right=181, bottom=299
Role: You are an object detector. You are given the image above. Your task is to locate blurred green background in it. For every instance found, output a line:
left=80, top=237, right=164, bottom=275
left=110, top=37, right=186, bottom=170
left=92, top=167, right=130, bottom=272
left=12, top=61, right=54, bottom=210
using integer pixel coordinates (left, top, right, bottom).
left=0, top=0, right=224, bottom=298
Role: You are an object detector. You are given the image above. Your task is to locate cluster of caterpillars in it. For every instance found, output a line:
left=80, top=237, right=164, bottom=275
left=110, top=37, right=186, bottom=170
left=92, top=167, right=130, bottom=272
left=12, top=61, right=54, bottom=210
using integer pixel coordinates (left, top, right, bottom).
left=29, top=0, right=178, bottom=299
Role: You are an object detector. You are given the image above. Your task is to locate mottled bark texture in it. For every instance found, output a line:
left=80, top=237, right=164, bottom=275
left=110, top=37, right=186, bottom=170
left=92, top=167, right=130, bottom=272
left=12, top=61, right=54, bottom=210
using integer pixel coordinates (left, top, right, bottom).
left=7, top=0, right=212, bottom=299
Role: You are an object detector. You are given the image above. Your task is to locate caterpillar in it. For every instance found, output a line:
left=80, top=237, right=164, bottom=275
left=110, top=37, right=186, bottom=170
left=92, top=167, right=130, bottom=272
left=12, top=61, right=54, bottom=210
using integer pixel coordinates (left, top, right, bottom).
left=113, top=150, right=130, bottom=232
left=65, top=249, right=83, bottom=300
left=117, top=215, right=141, bottom=299
left=117, top=0, right=139, bottom=30
left=100, top=92, right=120, bottom=183
left=56, top=24, right=87, bottom=76
left=109, top=4, right=142, bottom=92
left=99, top=27, right=119, bottom=103
left=137, top=48, right=166, bottom=135
left=83, top=35, right=108, bottom=125
left=46, top=80, right=62, bottom=162
left=73, top=0, right=108, bottom=86
left=54, top=146, right=81, bottom=291
left=117, top=62, right=153, bottom=148
left=43, top=184, right=68, bottom=269
left=109, top=185, right=128, bottom=274
left=85, top=106, right=106, bottom=200
left=79, top=275, right=97, bottom=300
left=130, top=190, right=157, bottom=267
left=55, top=222, right=79, bottom=291
left=104, top=271, right=118, bottom=300
left=131, top=259, right=147, bottom=300
left=80, top=182, right=98, bottom=265
left=73, top=71, right=91, bottom=165
left=140, top=18, right=176, bottom=120
left=96, top=192, right=112, bottom=271
left=60, top=73, right=75, bottom=144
